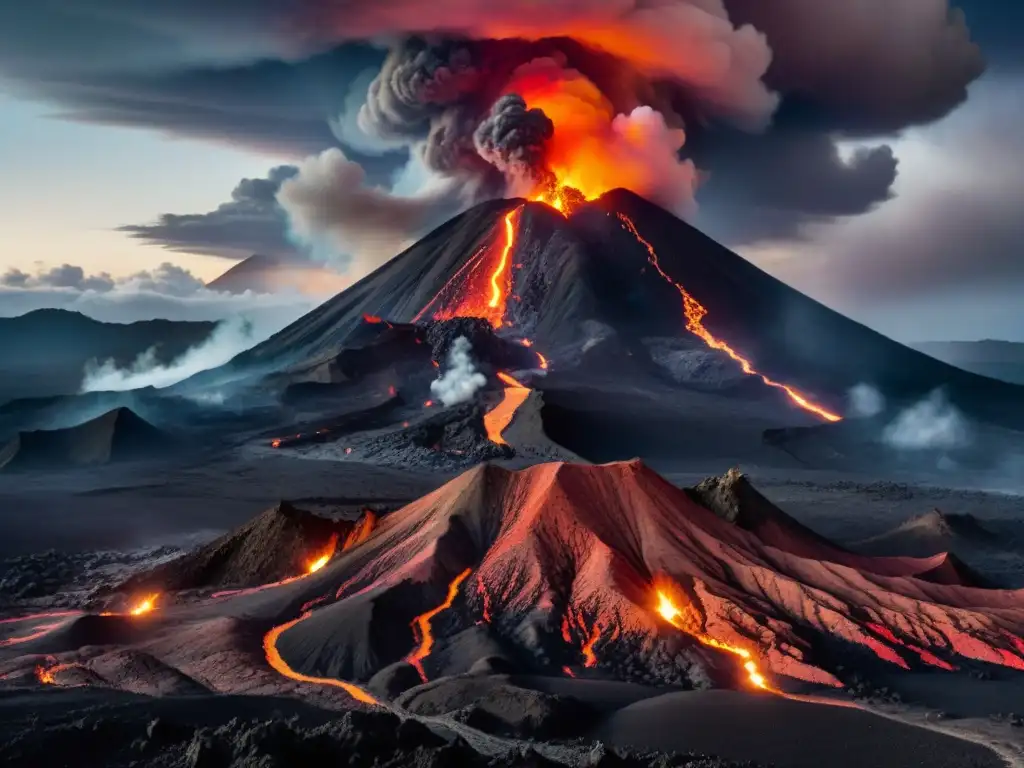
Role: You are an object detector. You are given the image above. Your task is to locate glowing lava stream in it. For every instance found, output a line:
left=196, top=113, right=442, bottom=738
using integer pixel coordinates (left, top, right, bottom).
left=263, top=612, right=379, bottom=705
left=615, top=212, right=841, bottom=423
left=655, top=588, right=769, bottom=691
left=484, top=372, right=531, bottom=445
left=407, top=568, right=473, bottom=683
left=0, top=611, right=81, bottom=648
left=487, top=208, right=522, bottom=329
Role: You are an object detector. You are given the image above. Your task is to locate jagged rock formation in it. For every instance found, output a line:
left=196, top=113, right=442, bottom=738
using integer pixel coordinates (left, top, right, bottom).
left=117, top=503, right=378, bottom=592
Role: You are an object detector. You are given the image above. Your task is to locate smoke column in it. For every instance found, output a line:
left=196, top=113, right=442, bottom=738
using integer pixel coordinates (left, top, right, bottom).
left=430, top=336, right=488, bottom=406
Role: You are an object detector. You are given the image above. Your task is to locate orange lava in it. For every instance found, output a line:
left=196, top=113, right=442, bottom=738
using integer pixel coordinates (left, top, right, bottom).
left=362, top=313, right=384, bottom=324
left=306, top=533, right=339, bottom=574
left=342, top=511, right=377, bottom=551
left=270, top=438, right=281, bottom=449
left=414, top=245, right=489, bottom=323
left=484, top=373, right=531, bottom=445
left=35, top=657, right=85, bottom=687
left=655, top=585, right=769, bottom=691
left=407, top=568, right=472, bottom=683
left=532, top=185, right=589, bottom=217
left=424, top=399, right=434, bottom=408
left=536, top=351, right=549, bottom=370
left=129, top=593, right=159, bottom=617
left=485, top=208, right=521, bottom=329
left=581, top=622, right=602, bottom=668
left=477, top=575, right=493, bottom=624
left=616, top=213, right=842, bottom=423
left=263, top=611, right=379, bottom=705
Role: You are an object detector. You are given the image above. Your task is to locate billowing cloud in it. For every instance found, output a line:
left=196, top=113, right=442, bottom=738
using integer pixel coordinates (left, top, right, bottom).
left=119, top=166, right=300, bottom=259
left=276, top=148, right=461, bottom=272
left=0, top=0, right=1001, bottom=274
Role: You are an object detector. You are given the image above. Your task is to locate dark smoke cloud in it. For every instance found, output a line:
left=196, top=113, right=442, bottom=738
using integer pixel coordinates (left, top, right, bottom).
left=473, top=94, right=554, bottom=193
left=120, top=166, right=299, bottom=259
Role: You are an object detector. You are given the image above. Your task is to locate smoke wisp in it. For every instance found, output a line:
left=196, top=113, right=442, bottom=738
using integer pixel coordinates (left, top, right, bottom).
left=81, top=313, right=290, bottom=393
left=883, top=389, right=971, bottom=451
left=430, top=336, right=487, bottom=406
left=848, top=383, right=886, bottom=418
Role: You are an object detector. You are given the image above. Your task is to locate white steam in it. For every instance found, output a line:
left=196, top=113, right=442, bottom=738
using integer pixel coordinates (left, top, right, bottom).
left=81, top=316, right=263, bottom=393
left=430, top=336, right=487, bottom=406
left=848, top=383, right=885, bottom=418
left=882, top=390, right=970, bottom=451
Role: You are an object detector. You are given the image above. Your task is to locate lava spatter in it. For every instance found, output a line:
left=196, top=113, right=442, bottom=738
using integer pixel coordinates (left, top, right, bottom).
left=407, top=568, right=472, bottom=683
left=129, top=593, right=159, bottom=616
left=35, top=657, right=86, bottom=687
left=616, top=212, right=842, bottom=423
left=263, top=612, right=379, bottom=705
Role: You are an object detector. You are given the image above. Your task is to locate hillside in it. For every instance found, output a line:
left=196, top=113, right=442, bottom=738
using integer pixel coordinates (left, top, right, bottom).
left=0, top=309, right=215, bottom=403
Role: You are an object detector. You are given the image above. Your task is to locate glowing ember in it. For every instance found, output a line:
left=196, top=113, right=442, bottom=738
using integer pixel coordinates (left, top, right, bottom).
left=270, top=439, right=281, bottom=449
left=520, top=339, right=533, bottom=347
left=388, top=385, right=397, bottom=397
left=485, top=373, right=531, bottom=445
left=306, top=533, right=339, bottom=574
left=424, top=400, right=434, bottom=408
left=536, top=351, right=549, bottom=370
left=617, top=213, right=842, bottom=423
left=129, top=594, right=159, bottom=616
left=264, top=612, right=379, bottom=705
left=35, top=657, right=85, bottom=686
left=655, top=586, right=769, bottom=691
left=362, top=313, right=384, bottom=324
left=407, top=568, right=472, bottom=683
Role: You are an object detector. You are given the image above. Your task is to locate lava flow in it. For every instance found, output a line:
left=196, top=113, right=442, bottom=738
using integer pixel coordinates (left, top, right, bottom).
left=407, top=568, right=472, bottom=683
left=428, top=207, right=523, bottom=329
left=263, top=611, right=379, bottom=705
left=616, top=213, right=842, bottom=423
left=306, top=533, right=339, bottom=574
left=484, top=372, right=531, bottom=445
left=655, top=585, right=769, bottom=691
left=0, top=611, right=81, bottom=648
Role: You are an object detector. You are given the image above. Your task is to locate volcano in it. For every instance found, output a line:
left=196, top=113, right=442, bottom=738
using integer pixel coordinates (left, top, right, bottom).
left=177, top=189, right=1024, bottom=472
left=218, top=191, right=1021, bottom=418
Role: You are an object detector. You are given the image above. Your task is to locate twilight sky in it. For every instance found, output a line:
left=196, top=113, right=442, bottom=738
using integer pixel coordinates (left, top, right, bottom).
left=0, top=1, right=1021, bottom=342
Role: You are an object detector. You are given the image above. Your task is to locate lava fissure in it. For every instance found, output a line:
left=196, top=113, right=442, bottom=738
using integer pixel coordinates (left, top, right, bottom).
left=406, top=568, right=473, bottom=683
left=655, top=583, right=770, bottom=691
left=616, top=212, right=842, bottom=423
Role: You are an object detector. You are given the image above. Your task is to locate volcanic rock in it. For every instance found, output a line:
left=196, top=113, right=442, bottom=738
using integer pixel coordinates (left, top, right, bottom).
left=0, top=407, right=171, bottom=471
left=273, top=460, right=1024, bottom=690
left=856, top=509, right=998, bottom=558
left=116, top=502, right=375, bottom=592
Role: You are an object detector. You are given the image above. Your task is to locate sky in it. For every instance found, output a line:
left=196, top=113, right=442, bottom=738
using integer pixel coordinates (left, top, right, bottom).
left=0, top=1, right=1021, bottom=342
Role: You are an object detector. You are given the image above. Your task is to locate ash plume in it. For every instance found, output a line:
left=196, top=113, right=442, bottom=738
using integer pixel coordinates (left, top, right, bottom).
left=430, top=336, right=488, bottom=406
left=263, top=1, right=984, bottom=262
